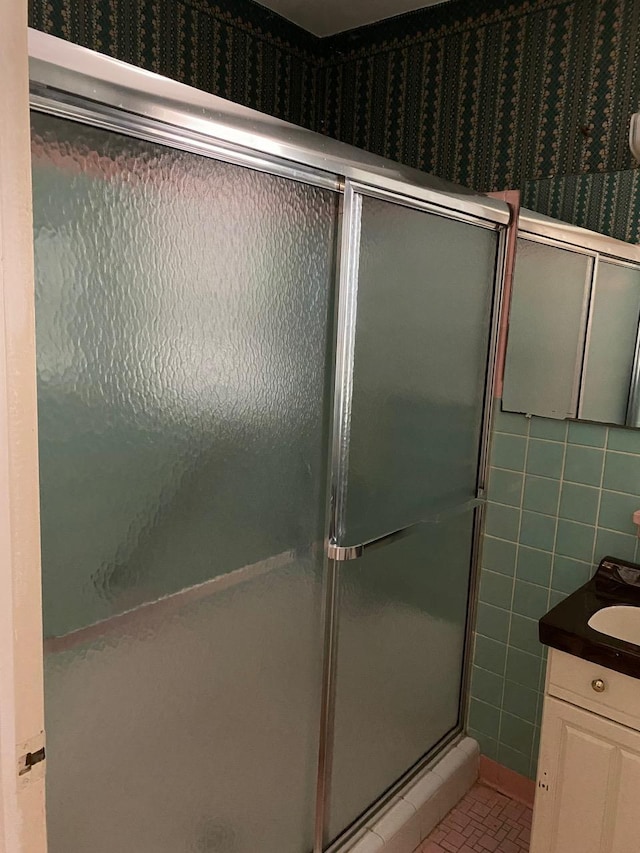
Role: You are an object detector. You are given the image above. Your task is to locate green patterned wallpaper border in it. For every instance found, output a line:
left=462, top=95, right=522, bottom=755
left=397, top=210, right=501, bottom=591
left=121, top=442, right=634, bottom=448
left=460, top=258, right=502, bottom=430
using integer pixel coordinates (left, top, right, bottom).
left=29, top=0, right=322, bottom=130
left=319, top=0, right=640, bottom=192
left=522, top=168, right=640, bottom=243
left=29, top=0, right=640, bottom=200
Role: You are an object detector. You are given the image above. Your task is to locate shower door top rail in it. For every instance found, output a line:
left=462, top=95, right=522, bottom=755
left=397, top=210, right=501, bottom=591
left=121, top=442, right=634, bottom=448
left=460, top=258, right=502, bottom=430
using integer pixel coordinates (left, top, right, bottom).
left=27, top=29, right=509, bottom=227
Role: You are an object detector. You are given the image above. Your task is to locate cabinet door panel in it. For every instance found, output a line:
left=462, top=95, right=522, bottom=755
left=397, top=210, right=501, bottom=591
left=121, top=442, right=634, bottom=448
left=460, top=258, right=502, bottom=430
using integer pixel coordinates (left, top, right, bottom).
left=609, top=750, right=640, bottom=852
left=580, top=261, right=640, bottom=425
left=532, top=696, right=640, bottom=853
left=503, top=239, right=592, bottom=419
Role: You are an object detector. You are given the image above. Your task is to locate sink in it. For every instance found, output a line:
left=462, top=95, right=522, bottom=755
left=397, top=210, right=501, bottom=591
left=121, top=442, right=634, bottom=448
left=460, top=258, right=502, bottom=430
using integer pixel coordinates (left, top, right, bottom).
left=540, top=557, right=640, bottom=679
left=588, top=605, right=640, bottom=645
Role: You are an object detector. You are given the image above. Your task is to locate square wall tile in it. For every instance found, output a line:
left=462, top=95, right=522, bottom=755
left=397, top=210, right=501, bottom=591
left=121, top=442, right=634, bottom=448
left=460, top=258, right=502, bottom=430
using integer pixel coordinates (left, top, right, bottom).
left=567, top=421, right=607, bottom=447
left=520, top=510, right=556, bottom=551
left=474, top=634, right=507, bottom=676
left=492, top=433, right=527, bottom=471
left=506, top=647, right=542, bottom=691
left=559, top=482, right=600, bottom=525
left=530, top=417, right=567, bottom=441
left=495, top=407, right=529, bottom=436
left=488, top=467, right=523, bottom=507
left=555, top=519, right=595, bottom=562
left=551, top=555, right=592, bottom=594
left=512, top=580, right=549, bottom=620
left=482, top=536, right=517, bottom=576
left=599, top=490, right=640, bottom=535
left=607, top=427, right=640, bottom=453
left=509, top=614, right=542, bottom=657
left=476, top=602, right=510, bottom=643
left=564, top=445, right=604, bottom=486
left=479, top=571, right=514, bottom=609
left=485, top=502, right=520, bottom=541
left=595, top=528, right=637, bottom=562
left=468, top=729, right=498, bottom=761
left=523, top=475, right=560, bottom=515
left=469, top=698, right=500, bottom=739
left=501, top=712, right=535, bottom=755
left=516, top=546, right=552, bottom=586
left=471, top=665, right=505, bottom=706
left=549, top=589, right=567, bottom=608
left=502, top=680, right=538, bottom=725
left=603, top=451, right=640, bottom=496
left=526, top=439, right=564, bottom=479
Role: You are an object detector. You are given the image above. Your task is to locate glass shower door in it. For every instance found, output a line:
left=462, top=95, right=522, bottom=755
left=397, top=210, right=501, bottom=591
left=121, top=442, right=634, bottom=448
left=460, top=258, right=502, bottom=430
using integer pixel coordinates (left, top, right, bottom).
left=31, top=111, right=338, bottom=853
left=327, top=188, right=499, bottom=841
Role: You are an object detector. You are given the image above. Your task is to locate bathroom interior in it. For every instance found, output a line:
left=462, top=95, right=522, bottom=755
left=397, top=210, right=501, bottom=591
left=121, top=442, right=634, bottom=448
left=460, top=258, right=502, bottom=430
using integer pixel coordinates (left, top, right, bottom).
left=4, top=0, right=640, bottom=852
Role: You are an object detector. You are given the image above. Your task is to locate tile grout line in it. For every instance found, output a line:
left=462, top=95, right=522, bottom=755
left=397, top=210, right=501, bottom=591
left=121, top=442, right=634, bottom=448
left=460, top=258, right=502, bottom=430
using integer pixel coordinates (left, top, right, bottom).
left=495, top=428, right=640, bottom=458
left=487, top=414, right=640, bottom=779
left=591, top=426, right=609, bottom=570
left=490, top=468, right=638, bottom=500
left=486, top=516, right=639, bottom=541
left=528, top=420, right=568, bottom=778
left=495, top=414, right=530, bottom=770
left=472, top=693, right=537, bottom=729
left=548, top=420, right=568, bottom=611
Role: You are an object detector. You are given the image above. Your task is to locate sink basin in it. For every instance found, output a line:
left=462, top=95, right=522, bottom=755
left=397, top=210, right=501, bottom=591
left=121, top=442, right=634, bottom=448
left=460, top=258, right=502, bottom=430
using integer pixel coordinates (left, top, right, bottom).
left=588, top=605, right=640, bottom=645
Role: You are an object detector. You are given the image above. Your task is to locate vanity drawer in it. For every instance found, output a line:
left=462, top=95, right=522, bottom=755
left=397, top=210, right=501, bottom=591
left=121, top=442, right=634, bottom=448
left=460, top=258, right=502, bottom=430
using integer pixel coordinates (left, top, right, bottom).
left=547, top=649, right=640, bottom=732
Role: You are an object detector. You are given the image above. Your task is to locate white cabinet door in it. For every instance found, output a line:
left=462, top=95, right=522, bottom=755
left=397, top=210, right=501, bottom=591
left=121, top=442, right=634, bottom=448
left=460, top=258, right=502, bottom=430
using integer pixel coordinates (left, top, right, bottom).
left=531, top=696, right=640, bottom=853
left=502, top=237, right=593, bottom=419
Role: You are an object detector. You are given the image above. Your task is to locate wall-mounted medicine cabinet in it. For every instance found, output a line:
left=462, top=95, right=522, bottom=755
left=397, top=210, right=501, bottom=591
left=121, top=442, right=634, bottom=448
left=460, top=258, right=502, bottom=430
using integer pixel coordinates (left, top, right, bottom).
left=502, top=210, right=640, bottom=427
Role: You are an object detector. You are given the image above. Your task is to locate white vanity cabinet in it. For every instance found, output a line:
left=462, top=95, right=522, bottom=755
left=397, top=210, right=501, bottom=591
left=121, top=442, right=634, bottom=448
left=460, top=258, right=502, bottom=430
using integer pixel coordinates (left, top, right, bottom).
left=531, top=649, right=640, bottom=853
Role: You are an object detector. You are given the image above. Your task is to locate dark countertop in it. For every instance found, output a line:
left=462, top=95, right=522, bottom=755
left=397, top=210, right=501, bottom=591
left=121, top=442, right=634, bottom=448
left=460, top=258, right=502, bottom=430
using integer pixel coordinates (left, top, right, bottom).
left=539, top=556, right=640, bottom=679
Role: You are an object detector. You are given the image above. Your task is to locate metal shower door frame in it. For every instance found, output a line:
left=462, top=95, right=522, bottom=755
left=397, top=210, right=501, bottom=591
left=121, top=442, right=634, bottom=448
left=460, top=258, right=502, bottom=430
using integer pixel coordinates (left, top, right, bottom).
left=26, top=29, right=510, bottom=853
left=316, top=179, right=509, bottom=851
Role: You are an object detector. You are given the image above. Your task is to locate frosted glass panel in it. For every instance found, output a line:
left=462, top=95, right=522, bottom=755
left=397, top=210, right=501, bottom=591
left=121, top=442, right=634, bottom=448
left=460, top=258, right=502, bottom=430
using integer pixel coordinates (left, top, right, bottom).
left=581, top=262, right=640, bottom=425
left=44, top=560, right=323, bottom=853
left=32, top=112, right=337, bottom=637
left=503, top=238, right=592, bottom=419
left=32, top=112, right=337, bottom=853
left=328, top=513, right=476, bottom=841
left=341, top=198, right=497, bottom=546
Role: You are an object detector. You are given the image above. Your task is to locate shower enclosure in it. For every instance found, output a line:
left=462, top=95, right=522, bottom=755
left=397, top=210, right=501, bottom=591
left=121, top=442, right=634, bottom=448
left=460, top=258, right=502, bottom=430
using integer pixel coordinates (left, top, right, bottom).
left=28, top=30, right=509, bottom=853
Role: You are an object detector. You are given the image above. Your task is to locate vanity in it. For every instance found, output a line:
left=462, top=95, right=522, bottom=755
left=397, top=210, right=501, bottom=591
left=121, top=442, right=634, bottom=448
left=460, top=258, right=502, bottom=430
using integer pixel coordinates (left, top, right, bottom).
left=531, top=557, right=640, bottom=853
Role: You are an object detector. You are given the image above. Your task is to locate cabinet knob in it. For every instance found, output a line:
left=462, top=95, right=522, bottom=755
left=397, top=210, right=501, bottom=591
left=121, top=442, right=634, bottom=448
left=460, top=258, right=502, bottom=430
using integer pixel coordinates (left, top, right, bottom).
left=591, top=678, right=606, bottom=693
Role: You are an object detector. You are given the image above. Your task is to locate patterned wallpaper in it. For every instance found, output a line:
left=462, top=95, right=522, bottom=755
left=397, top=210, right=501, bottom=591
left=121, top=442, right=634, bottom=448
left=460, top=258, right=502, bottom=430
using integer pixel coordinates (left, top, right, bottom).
left=522, top=169, right=640, bottom=243
left=319, top=0, right=640, bottom=195
left=30, top=0, right=640, bottom=203
left=29, top=0, right=321, bottom=130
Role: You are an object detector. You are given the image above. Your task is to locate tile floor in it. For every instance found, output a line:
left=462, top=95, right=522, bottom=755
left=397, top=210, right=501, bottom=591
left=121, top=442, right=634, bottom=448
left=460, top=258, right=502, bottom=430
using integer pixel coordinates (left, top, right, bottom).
left=416, top=783, right=532, bottom=853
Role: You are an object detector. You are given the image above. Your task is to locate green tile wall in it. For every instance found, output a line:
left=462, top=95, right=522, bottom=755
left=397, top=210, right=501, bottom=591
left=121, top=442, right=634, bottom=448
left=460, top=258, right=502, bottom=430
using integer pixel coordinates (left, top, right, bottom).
left=469, top=405, right=640, bottom=779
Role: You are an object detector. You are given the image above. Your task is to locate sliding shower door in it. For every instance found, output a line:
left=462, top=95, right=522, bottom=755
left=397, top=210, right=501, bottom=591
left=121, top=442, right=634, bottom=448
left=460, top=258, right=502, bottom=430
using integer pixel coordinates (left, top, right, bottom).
left=327, top=189, right=499, bottom=840
left=31, top=111, right=338, bottom=853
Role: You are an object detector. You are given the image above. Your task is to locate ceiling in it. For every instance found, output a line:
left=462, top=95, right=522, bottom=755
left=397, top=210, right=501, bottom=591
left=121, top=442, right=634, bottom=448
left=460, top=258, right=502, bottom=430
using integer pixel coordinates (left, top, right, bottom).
left=257, top=0, right=454, bottom=37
